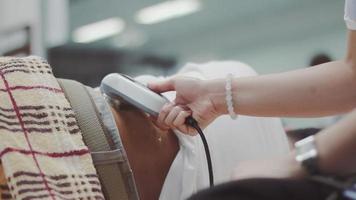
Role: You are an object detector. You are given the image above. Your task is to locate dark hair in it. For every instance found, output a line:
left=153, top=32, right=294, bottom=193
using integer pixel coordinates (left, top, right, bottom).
left=309, top=53, right=332, bottom=67
left=287, top=128, right=321, bottom=144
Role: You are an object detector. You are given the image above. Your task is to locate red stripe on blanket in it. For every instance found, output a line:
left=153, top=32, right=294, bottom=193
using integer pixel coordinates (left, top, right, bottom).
left=0, top=62, right=51, bottom=71
left=19, top=105, right=46, bottom=110
left=0, top=63, right=50, bottom=71
left=2, top=69, right=52, bottom=75
left=18, top=186, right=102, bottom=196
left=22, top=194, right=71, bottom=200
left=0, top=147, right=89, bottom=158
left=0, top=85, right=63, bottom=93
left=0, top=112, right=16, bottom=119
left=12, top=172, right=98, bottom=181
left=13, top=172, right=68, bottom=180
left=0, top=118, right=50, bottom=126
left=18, top=187, right=73, bottom=195
left=16, top=180, right=71, bottom=188
left=0, top=105, right=71, bottom=112
left=0, top=112, right=48, bottom=119
left=3, top=69, right=30, bottom=74
left=21, top=191, right=100, bottom=200
left=0, top=71, right=55, bottom=200
left=0, top=106, right=45, bottom=112
left=21, top=112, right=48, bottom=119
left=0, top=126, right=52, bottom=133
left=0, top=63, right=26, bottom=71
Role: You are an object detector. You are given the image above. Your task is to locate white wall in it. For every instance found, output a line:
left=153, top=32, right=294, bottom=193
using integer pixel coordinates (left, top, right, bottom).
left=43, top=0, right=69, bottom=48
left=0, top=0, right=43, bottom=56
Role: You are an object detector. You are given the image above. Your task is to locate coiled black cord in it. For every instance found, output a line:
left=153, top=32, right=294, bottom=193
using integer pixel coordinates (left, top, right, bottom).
left=185, top=116, right=214, bottom=187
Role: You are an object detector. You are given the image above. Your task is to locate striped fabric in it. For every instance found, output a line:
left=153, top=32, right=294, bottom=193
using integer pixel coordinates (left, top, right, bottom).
left=0, top=57, right=104, bottom=200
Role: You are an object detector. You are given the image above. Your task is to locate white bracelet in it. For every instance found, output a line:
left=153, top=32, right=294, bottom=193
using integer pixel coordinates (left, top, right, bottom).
left=225, top=73, right=237, bottom=119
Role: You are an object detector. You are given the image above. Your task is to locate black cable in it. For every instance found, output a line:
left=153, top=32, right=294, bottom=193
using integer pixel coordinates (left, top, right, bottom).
left=185, top=116, right=214, bottom=187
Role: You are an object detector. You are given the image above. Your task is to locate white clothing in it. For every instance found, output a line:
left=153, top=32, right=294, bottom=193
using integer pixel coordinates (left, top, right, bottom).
left=136, top=61, right=290, bottom=200
left=345, top=0, right=356, bottom=30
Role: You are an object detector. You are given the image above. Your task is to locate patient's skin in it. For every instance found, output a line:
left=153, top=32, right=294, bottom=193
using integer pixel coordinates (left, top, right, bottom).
left=110, top=106, right=179, bottom=200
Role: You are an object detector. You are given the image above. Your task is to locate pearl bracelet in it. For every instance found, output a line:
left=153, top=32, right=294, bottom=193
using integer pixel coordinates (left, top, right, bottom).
left=225, top=73, right=237, bottom=119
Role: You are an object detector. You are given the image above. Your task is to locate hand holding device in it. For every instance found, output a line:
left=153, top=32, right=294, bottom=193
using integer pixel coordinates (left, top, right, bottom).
left=101, top=73, right=214, bottom=187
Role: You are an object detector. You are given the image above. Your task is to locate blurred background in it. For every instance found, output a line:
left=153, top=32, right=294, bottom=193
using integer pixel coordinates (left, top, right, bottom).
left=0, top=0, right=346, bottom=129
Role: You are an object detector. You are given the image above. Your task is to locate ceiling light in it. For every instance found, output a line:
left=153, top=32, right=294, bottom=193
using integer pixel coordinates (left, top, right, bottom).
left=73, top=17, right=125, bottom=43
left=135, top=0, right=201, bottom=25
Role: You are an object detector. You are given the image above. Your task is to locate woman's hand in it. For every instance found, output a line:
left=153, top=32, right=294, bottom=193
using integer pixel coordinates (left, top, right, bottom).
left=232, top=153, right=307, bottom=180
left=148, top=76, right=224, bottom=135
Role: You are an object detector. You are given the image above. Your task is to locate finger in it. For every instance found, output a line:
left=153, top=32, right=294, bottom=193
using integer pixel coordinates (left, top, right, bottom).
left=157, top=103, right=174, bottom=126
left=149, top=115, right=170, bottom=130
left=173, top=110, right=191, bottom=127
left=155, top=122, right=170, bottom=131
left=164, top=106, right=183, bottom=127
left=173, top=111, right=198, bottom=136
left=148, top=78, right=175, bottom=93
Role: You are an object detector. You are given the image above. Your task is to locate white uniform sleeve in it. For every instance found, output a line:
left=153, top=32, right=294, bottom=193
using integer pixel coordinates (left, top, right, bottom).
left=345, top=0, right=356, bottom=30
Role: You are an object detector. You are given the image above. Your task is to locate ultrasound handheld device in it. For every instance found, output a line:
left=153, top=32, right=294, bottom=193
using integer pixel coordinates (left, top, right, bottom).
left=101, top=73, right=214, bottom=187
left=100, top=73, right=169, bottom=116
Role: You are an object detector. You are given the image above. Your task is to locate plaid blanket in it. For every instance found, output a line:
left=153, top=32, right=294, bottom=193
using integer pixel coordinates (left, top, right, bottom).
left=0, top=57, right=104, bottom=200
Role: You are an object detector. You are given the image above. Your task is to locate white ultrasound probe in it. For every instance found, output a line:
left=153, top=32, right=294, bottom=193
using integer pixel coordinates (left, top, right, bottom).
left=100, top=73, right=169, bottom=116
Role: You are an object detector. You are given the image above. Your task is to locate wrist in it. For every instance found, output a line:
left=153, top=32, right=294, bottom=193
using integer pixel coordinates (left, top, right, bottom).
left=204, top=79, right=228, bottom=115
